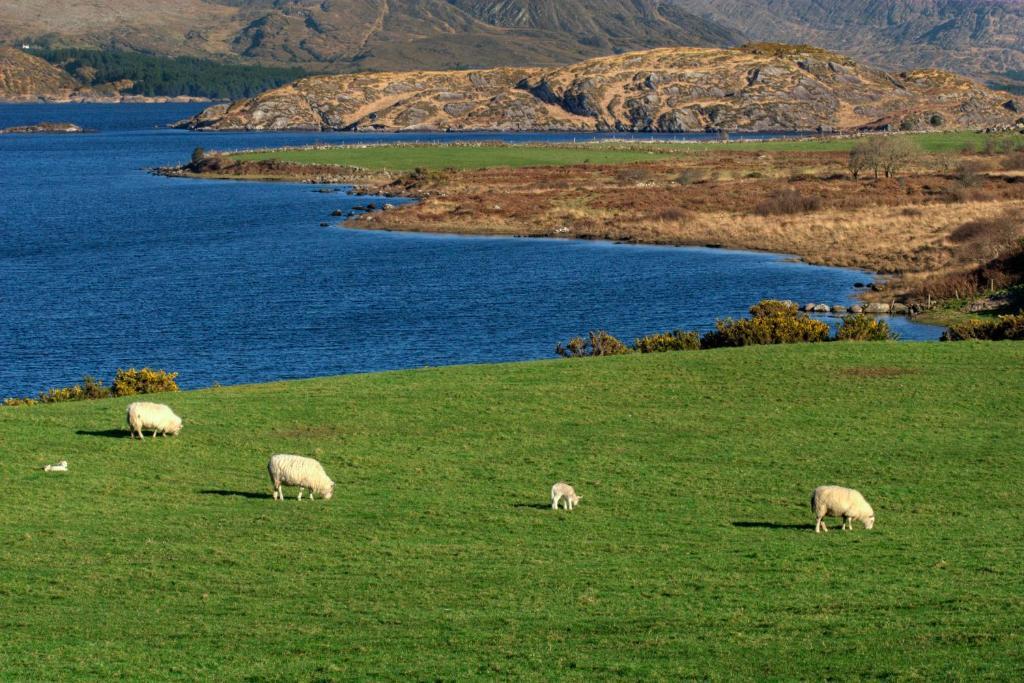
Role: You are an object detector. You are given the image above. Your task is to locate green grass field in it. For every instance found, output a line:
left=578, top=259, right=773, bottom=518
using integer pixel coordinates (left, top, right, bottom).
left=2, top=343, right=1023, bottom=679
left=228, top=132, right=1023, bottom=171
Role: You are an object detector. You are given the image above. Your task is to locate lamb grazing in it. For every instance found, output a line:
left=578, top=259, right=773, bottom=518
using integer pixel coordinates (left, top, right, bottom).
left=43, top=460, right=68, bottom=472
left=811, top=485, right=875, bottom=533
left=126, top=402, right=182, bottom=440
left=551, top=482, right=581, bottom=511
left=267, top=454, right=335, bottom=501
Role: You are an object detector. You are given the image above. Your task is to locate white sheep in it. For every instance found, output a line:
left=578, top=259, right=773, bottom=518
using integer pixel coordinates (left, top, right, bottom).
left=267, top=454, right=335, bottom=501
left=551, top=482, right=581, bottom=510
left=811, top=485, right=875, bottom=533
left=126, top=402, right=183, bottom=440
left=43, top=460, right=68, bottom=472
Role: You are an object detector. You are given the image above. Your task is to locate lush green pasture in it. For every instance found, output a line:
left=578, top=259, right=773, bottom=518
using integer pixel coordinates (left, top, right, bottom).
left=2, top=343, right=1023, bottom=679
left=229, top=132, right=1020, bottom=171
left=231, top=144, right=681, bottom=170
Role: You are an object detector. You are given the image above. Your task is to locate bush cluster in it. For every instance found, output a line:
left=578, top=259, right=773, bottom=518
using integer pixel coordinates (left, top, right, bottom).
left=556, top=300, right=897, bottom=358
left=633, top=330, right=701, bottom=353
left=556, top=331, right=632, bottom=358
left=941, top=315, right=1024, bottom=341
left=701, top=308, right=830, bottom=348
left=111, top=368, right=180, bottom=396
left=835, top=315, right=895, bottom=341
left=3, top=368, right=179, bottom=407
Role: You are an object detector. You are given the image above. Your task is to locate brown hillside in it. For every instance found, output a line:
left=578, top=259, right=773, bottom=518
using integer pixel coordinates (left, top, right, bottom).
left=0, top=47, right=78, bottom=99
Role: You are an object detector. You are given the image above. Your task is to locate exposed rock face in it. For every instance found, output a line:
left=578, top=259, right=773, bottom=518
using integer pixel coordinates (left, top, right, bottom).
left=180, top=45, right=1022, bottom=132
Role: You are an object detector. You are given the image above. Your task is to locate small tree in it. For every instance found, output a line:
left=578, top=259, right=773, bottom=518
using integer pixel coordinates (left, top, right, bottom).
left=191, top=147, right=205, bottom=165
left=847, top=140, right=872, bottom=179
left=877, top=136, right=918, bottom=178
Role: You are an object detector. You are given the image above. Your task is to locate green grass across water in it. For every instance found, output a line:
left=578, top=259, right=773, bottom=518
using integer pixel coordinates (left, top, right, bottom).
left=2, top=343, right=1023, bottom=679
left=229, top=132, right=1022, bottom=171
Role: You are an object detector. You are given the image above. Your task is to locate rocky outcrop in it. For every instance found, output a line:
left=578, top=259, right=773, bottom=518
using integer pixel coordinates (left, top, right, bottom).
left=179, top=45, right=1023, bottom=133
left=0, top=122, right=85, bottom=134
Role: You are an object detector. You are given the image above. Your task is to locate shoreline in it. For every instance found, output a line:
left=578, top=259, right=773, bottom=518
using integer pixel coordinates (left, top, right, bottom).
left=155, top=136, right=1024, bottom=323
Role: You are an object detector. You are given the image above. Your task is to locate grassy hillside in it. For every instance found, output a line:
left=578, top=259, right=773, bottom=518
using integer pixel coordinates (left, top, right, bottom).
left=2, top=343, right=1023, bottom=678
left=230, top=133, right=1021, bottom=171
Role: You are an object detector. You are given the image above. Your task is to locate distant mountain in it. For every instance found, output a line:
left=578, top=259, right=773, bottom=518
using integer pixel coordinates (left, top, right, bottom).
left=673, top=0, right=1024, bottom=93
left=0, top=0, right=742, bottom=71
left=3, top=0, right=1022, bottom=94
left=179, top=44, right=1023, bottom=133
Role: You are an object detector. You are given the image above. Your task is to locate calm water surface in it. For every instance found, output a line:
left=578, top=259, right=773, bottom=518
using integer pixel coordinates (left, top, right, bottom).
left=0, top=104, right=941, bottom=398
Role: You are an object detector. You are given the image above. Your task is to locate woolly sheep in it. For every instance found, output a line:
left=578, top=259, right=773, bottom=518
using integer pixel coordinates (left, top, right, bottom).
left=267, top=454, right=335, bottom=501
left=811, top=485, right=875, bottom=533
left=126, top=402, right=183, bottom=440
left=551, top=482, right=581, bottom=510
left=43, top=460, right=68, bottom=472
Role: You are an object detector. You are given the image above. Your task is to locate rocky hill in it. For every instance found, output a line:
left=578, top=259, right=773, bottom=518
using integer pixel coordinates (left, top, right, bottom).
left=0, top=0, right=740, bottom=71
left=673, top=0, right=1024, bottom=93
left=179, top=45, right=1023, bottom=133
left=0, top=47, right=79, bottom=99
left=0, top=47, right=210, bottom=102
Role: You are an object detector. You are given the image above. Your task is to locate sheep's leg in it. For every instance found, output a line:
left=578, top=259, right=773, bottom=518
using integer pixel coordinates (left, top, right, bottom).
left=309, top=491, right=315, bottom=501
left=552, top=495, right=560, bottom=510
left=567, top=499, right=573, bottom=511
left=297, top=489, right=303, bottom=501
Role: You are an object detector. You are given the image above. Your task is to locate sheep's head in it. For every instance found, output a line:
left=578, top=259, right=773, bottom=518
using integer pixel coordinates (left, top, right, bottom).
left=168, top=417, right=183, bottom=435
left=323, top=482, right=335, bottom=501
left=570, top=493, right=581, bottom=506
left=864, top=514, right=875, bottom=530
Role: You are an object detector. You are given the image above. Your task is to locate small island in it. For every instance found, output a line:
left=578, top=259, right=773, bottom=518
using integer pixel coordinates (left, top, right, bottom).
left=0, top=121, right=87, bottom=135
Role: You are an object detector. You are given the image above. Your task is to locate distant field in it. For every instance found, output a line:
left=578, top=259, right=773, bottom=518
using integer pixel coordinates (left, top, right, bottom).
left=228, top=132, right=1022, bottom=170
left=2, top=343, right=1023, bottom=679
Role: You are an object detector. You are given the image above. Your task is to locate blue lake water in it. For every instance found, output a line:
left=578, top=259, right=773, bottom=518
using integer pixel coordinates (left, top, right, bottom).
left=0, top=103, right=942, bottom=398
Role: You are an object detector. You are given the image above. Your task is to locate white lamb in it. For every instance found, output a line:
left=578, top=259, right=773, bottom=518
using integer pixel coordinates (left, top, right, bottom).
left=126, top=402, right=183, bottom=440
left=267, top=454, right=335, bottom=501
left=811, top=485, right=875, bottom=533
left=551, top=482, right=581, bottom=510
left=43, top=460, right=68, bottom=472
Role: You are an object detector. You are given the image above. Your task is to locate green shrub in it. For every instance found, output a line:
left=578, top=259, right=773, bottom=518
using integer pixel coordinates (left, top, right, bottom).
left=556, top=331, right=632, bottom=358
left=633, top=330, right=701, bottom=353
left=835, top=315, right=895, bottom=341
left=942, top=315, right=1024, bottom=341
left=112, top=368, right=180, bottom=396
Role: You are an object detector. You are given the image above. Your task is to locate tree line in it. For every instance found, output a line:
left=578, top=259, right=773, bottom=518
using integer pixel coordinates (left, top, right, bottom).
left=31, top=48, right=310, bottom=100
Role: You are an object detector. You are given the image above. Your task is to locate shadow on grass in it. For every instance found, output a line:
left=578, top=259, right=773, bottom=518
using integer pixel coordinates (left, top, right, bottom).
left=76, top=429, right=130, bottom=439
left=514, top=502, right=554, bottom=510
left=732, top=521, right=812, bottom=531
left=200, top=489, right=273, bottom=500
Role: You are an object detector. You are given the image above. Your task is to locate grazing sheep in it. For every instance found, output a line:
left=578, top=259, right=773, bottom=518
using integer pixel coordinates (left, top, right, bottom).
left=811, top=485, right=875, bottom=533
left=43, top=460, right=68, bottom=472
left=126, top=402, right=182, bottom=440
left=551, top=482, right=581, bottom=511
left=267, top=454, right=335, bottom=501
